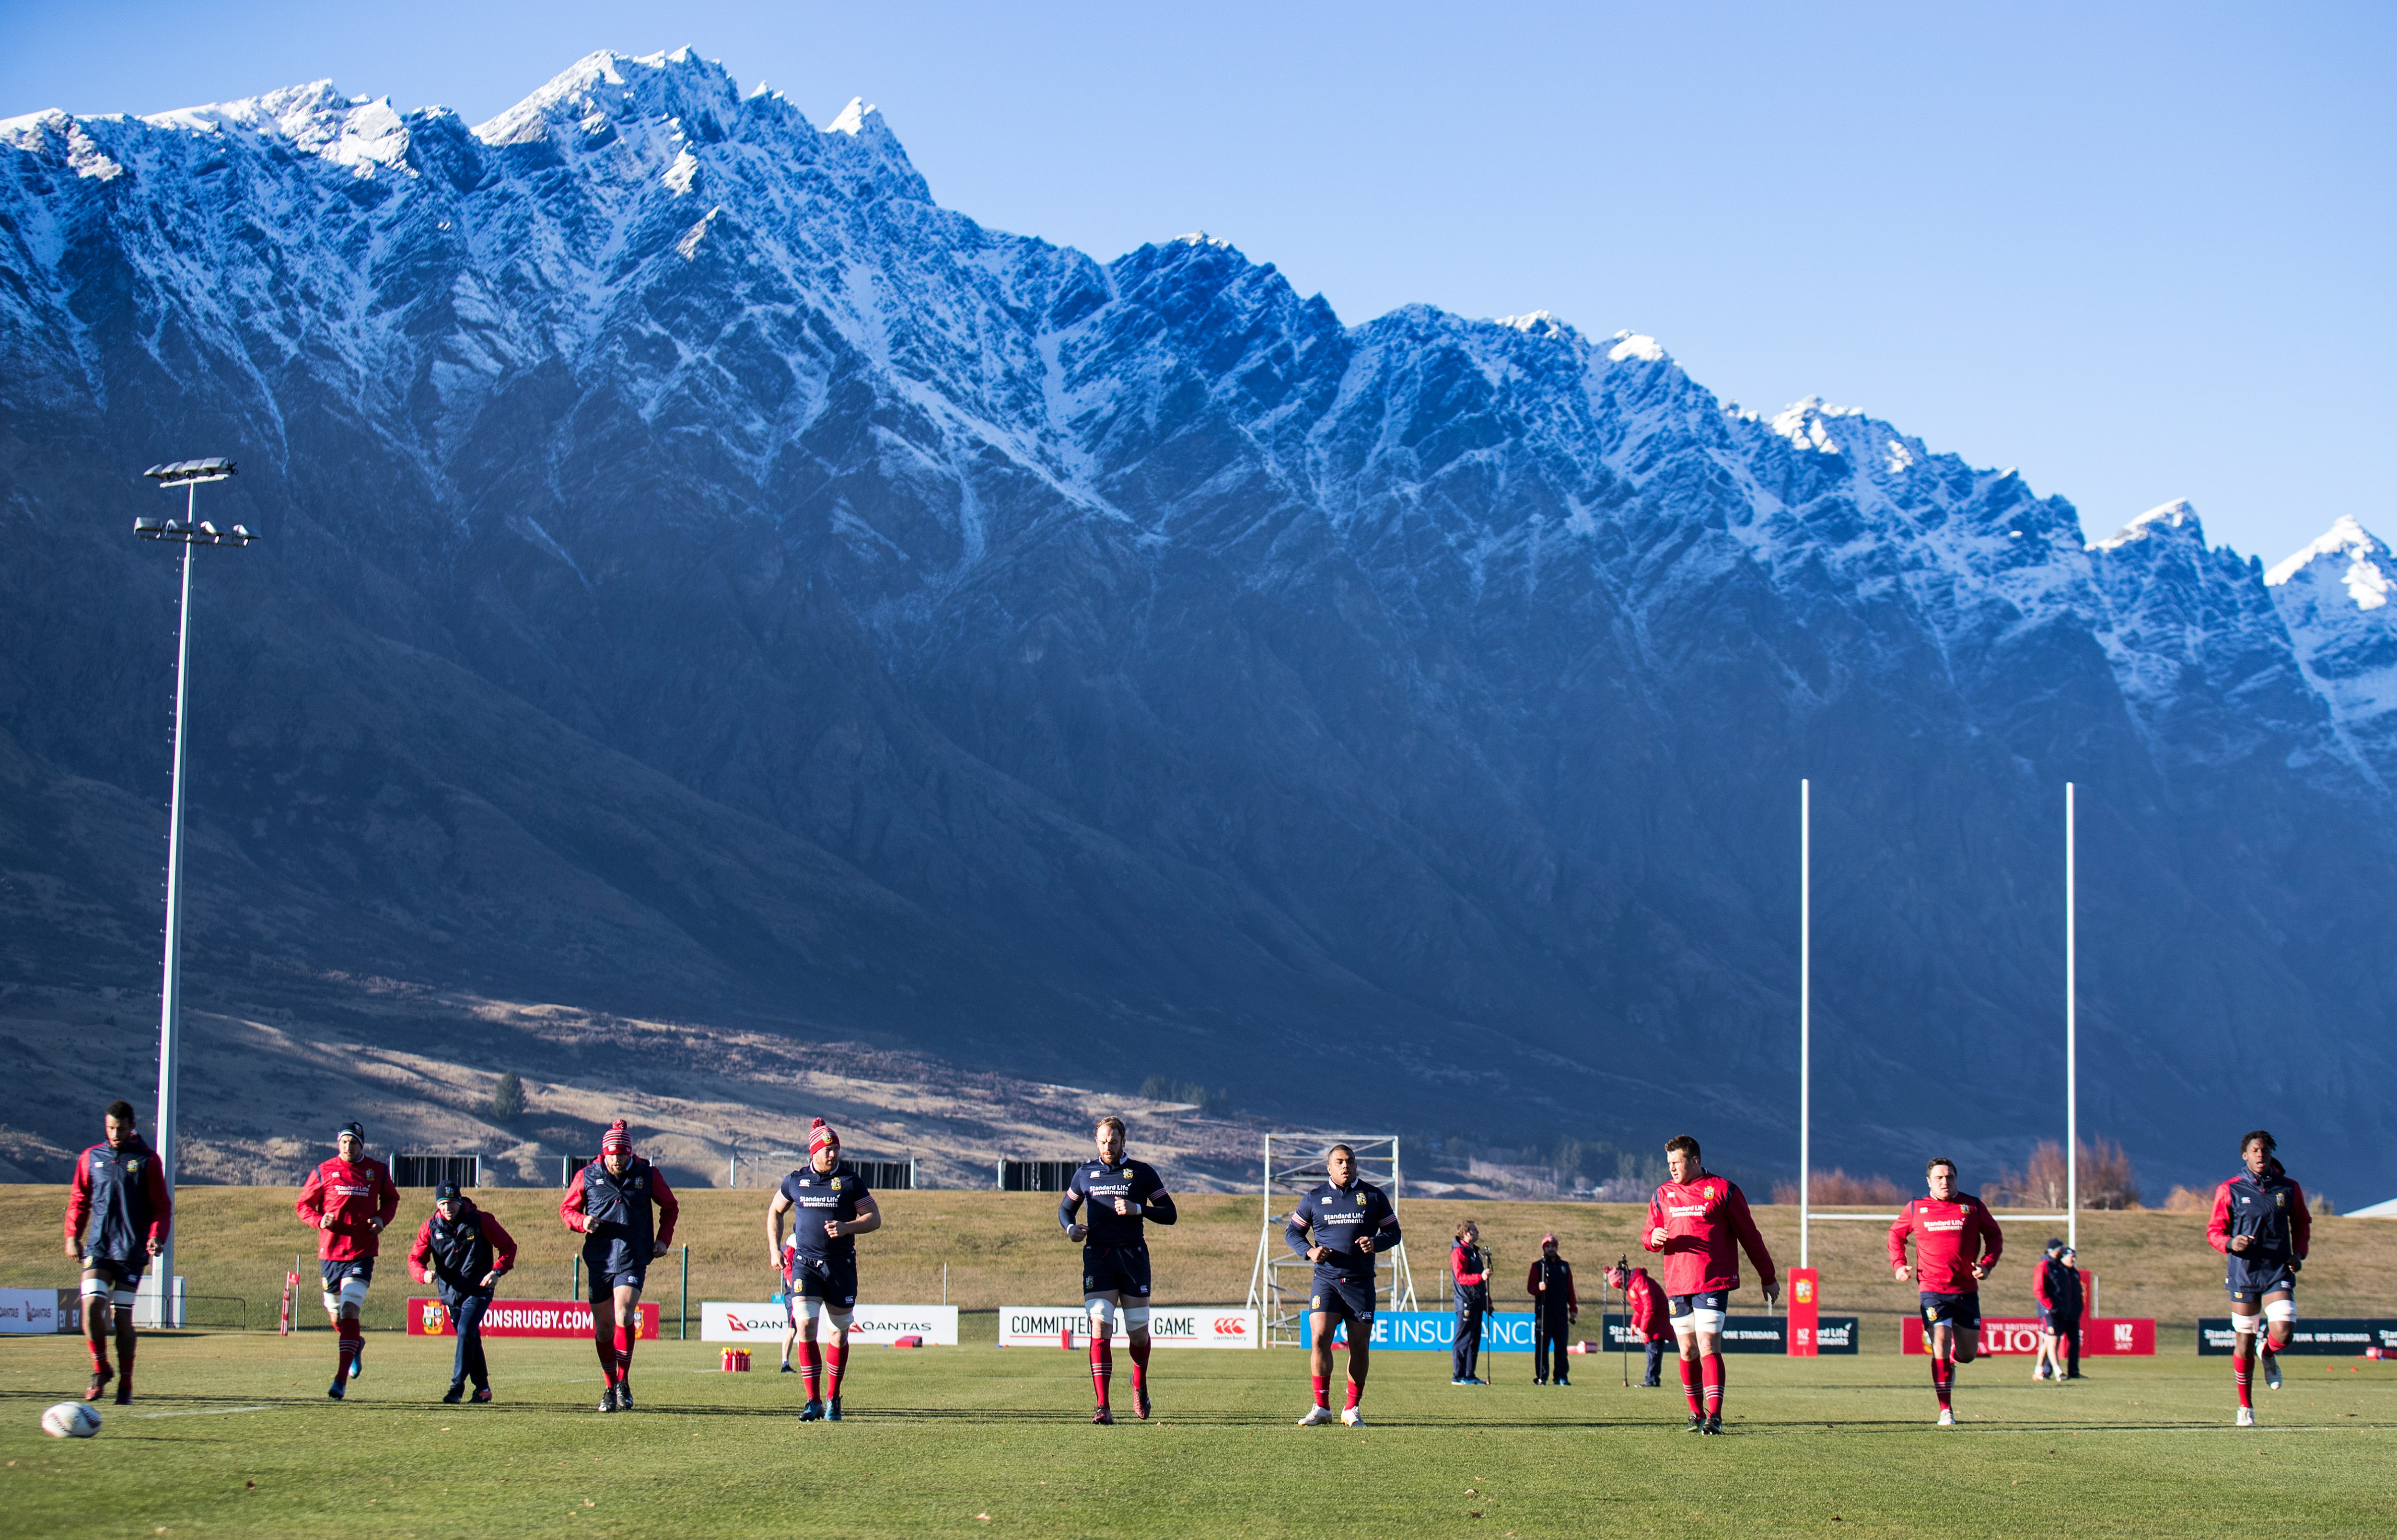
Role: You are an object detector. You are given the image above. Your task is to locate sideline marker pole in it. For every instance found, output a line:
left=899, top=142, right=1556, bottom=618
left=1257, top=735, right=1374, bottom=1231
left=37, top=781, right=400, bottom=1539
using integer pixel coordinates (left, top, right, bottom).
left=2065, top=782, right=2078, bottom=1254
left=1800, top=777, right=1811, bottom=1270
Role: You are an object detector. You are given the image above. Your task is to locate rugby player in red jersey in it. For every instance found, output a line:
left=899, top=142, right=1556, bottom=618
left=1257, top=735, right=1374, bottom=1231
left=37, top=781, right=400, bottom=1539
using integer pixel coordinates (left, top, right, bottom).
left=1642, top=1135, right=1777, bottom=1434
left=294, top=1120, right=400, bottom=1399
left=766, top=1119, right=881, bottom=1422
left=2208, top=1129, right=2310, bottom=1427
left=1060, top=1115, right=1177, bottom=1423
left=1888, top=1157, right=2004, bottom=1426
left=63, top=1100, right=170, bottom=1404
left=561, top=1121, right=679, bottom=1413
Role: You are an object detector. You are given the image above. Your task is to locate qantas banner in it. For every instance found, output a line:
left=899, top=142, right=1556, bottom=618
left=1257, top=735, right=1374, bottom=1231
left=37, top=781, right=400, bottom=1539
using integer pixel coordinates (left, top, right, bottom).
left=1903, top=1316, right=2154, bottom=1355
left=0, top=1288, right=71, bottom=1334
left=998, top=1306, right=1258, bottom=1348
left=407, top=1297, right=659, bottom=1339
left=2197, top=1318, right=2397, bottom=1355
left=700, top=1302, right=960, bottom=1345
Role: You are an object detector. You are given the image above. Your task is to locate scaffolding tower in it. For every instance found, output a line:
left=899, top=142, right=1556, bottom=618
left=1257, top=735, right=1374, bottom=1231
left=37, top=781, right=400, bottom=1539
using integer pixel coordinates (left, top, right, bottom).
left=1245, top=1134, right=1417, bottom=1347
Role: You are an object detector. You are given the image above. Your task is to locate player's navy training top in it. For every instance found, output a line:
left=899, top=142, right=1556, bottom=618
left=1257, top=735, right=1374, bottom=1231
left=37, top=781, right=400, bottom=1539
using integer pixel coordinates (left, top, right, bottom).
left=2208, top=1163, right=2310, bottom=1264
left=562, top=1157, right=680, bottom=1263
left=1059, top=1158, right=1176, bottom=1248
left=408, top=1203, right=518, bottom=1300
left=1886, top=1193, right=2004, bottom=1294
left=295, top=1156, right=400, bottom=1262
left=779, top=1163, right=871, bottom=1262
left=66, top=1137, right=171, bottom=1263
left=1643, top=1170, right=1776, bottom=1297
left=2034, top=1256, right=2082, bottom=1319
left=1285, top=1179, right=1401, bottom=1281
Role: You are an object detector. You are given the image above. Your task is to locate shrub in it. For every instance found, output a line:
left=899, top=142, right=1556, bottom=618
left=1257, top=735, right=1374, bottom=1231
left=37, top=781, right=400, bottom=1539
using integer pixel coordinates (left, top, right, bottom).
left=487, top=1070, right=526, bottom=1123
left=1769, top=1168, right=1907, bottom=1205
left=1993, top=1137, right=2140, bottom=1210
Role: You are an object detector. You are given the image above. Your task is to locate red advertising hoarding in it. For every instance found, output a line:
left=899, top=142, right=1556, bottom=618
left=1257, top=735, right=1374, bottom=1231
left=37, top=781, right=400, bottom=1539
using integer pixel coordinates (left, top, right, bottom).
left=1902, top=1316, right=2153, bottom=1355
left=407, top=1298, right=660, bottom=1339
left=1786, top=1267, right=1819, bottom=1357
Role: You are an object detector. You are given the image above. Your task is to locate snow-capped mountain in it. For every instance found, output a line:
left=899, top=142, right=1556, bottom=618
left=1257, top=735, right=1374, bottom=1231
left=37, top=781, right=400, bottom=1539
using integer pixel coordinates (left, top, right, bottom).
left=4, top=49, right=2393, bottom=1191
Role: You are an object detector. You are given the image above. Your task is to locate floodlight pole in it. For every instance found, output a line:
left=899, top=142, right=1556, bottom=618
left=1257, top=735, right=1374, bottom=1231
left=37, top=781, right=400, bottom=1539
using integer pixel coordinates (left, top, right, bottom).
left=132, top=459, right=251, bottom=1321
left=1800, top=777, right=1811, bottom=1270
left=2065, top=781, right=2078, bottom=1254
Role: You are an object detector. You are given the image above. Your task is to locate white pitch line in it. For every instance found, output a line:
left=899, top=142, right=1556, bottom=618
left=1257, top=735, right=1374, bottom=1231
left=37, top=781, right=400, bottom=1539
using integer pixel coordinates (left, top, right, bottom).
left=135, top=1404, right=276, bottom=1418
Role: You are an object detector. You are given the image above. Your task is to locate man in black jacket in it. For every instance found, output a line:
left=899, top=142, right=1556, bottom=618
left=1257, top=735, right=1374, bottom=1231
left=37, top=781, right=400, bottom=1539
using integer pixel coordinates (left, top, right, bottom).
left=407, top=1183, right=517, bottom=1402
left=1526, top=1234, right=1578, bottom=1385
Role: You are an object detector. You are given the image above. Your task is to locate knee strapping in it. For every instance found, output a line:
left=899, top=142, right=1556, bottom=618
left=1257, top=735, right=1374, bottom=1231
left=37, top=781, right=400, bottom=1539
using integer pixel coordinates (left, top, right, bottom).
left=1122, top=1303, right=1152, bottom=1332
left=2264, top=1299, right=2298, bottom=1325
left=79, top=1276, right=113, bottom=1302
left=1085, top=1294, right=1119, bottom=1331
left=112, top=1290, right=138, bottom=1309
left=1687, top=1308, right=1727, bottom=1333
left=2232, top=1312, right=2259, bottom=1334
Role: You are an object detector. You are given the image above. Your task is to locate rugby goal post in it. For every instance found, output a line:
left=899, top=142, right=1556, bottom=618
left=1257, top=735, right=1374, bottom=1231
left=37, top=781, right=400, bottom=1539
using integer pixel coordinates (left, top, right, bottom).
left=1245, top=1134, right=1418, bottom=1347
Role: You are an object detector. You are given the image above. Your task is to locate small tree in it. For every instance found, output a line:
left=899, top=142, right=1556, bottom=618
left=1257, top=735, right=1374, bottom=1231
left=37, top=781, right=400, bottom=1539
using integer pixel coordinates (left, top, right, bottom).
left=1996, top=1137, right=2140, bottom=1210
left=488, top=1071, right=526, bottom=1123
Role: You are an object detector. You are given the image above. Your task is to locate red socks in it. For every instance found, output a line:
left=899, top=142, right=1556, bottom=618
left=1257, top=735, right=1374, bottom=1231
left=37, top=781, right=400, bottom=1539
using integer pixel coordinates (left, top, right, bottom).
left=1312, top=1374, right=1330, bottom=1410
left=1701, top=1352, right=1724, bottom=1418
left=594, top=1332, right=620, bottom=1385
left=337, top=1321, right=362, bottom=1379
left=1128, top=1332, right=1151, bottom=1394
left=1932, top=1352, right=1954, bottom=1410
left=614, top=1324, right=634, bottom=1384
left=1090, top=1337, right=1113, bottom=1409
left=86, top=1334, right=109, bottom=1373
left=1344, top=1378, right=1362, bottom=1411
left=1679, top=1356, right=1701, bottom=1417
left=2234, top=1339, right=2254, bottom=1409
left=826, top=1342, right=848, bottom=1400
left=798, top=1339, right=822, bottom=1399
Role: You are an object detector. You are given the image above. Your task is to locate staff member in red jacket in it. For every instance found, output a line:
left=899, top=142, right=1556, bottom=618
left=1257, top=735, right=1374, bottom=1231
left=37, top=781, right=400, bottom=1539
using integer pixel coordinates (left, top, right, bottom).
left=1449, top=1219, right=1490, bottom=1385
left=1606, top=1261, right=1673, bottom=1387
left=407, top=1182, right=517, bottom=1403
left=64, top=1100, right=171, bottom=1404
left=561, top=1120, right=678, bottom=1413
left=294, top=1120, right=400, bottom=1399
left=1643, top=1134, right=1778, bottom=1434
left=1888, top=1156, right=2004, bottom=1427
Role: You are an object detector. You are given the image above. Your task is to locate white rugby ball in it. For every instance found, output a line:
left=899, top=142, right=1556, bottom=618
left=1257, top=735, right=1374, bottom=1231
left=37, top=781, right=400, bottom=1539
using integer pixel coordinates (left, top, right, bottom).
left=41, top=1401, right=101, bottom=1438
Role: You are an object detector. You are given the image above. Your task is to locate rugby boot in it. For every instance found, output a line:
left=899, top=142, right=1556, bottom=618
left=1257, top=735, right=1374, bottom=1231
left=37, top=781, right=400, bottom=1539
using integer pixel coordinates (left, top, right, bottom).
left=2263, top=1352, right=2283, bottom=1391
left=1936, top=1409, right=1956, bottom=1427
left=114, top=1376, right=132, bottom=1407
left=1091, top=1407, right=1115, bottom=1425
left=615, top=1383, right=635, bottom=1412
left=1339, top=1406, right=1366, bottom=1427
left=1683, top=1412, right=1706, bottom=1432
left=349, top=1341, right=364, bottom=1379
left=2235, top=1407, right=2255, bottom=1427
left=826, top=1397, right=843, bottom=1422
left=596, top=1385, right=619, bottom=1414
left=1298, top=1405, right=1336, bottom=1425
left=1133, top=1382, right=1152, bottom=1420
left=442, top=1381, right=465, bottom=1404
left=797, top=1398, right=826, bottom=1422
left=327, top=1376, right=347, bottom=1400
left=779, top=1361, right=795, bottom=1374
left=1703, top=1414, right=1725, bottom=1435
left=85, top=1366, right=113, bottom=1402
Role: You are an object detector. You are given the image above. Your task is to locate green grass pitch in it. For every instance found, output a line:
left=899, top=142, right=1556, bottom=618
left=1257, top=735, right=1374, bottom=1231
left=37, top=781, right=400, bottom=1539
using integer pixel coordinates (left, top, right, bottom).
left=3, top=1326, right=2393, bottom=1538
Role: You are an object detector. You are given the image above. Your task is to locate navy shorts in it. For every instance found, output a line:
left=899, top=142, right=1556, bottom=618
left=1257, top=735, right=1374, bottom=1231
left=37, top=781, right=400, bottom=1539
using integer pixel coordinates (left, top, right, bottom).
left=789, top=1253, right=859, bottom=1309
left=1082, top=1244, right=1153, bottom=1299
left=83, top=1256, right=145, bottom=1293
left=322, top=1258, right=375, bottom=1291
left=2226, top=1255, right=2296, bottom=1304
left=1667, top=1290, right=1730, bottom=1322
left=1309, top=1272, right=1376, bottom=1326
left=1920, top=1290, right=1981, bottom=1333
left=583, top=1240, right=651, bottom=1294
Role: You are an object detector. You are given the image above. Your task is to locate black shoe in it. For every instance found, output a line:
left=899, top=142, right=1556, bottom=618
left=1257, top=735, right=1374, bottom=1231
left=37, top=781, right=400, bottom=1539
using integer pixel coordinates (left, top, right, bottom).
left=1703, top=1414, right=1723, bottom=1435
left=327, top=1377, right=347, bottom=1401
left=1684, top=1413, right=1705, bottom=1432
left=442, top=1383, right=465, bottom=1405
left=1535, top=1377, right=1548, bottom=1386
left=797, top=1398, right=825, bottom=1421
left=471, top=1387, right=493, bottom=1404
left=1556, top=1377, right=1571, bottom=1386
left=780, top=1362, right=796, bottom=1374
left=113, top=1379, right=132, bottom=1407
left=615, top=1383, right=634, bottom=1412
left=826, top=1396, right=843, bottom=1422
left=1134, top=1383, right=1152, bottom=1420
left=85, top=1367, right=113, bottom=1402
left=597, top=1385, right=619, bottom=1414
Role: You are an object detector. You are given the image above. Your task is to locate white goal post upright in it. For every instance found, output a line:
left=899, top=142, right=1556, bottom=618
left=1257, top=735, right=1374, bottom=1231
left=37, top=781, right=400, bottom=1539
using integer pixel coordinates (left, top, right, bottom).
left=1246, top=1134, right=1417, bottom=1347
left=2066, top=781, right=2078, bottom=1255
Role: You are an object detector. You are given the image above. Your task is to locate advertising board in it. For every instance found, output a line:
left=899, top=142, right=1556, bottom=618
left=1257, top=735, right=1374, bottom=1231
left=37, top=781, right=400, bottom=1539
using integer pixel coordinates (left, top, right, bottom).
left=1902, top=1316, right=2154, bottom=1355
left=407, top=1298, right=660, bottom=1339
left=997, top=1306, right=1257, bottom=1348
left=700, top=1302, right=960, bottom=1345
left=2196, top=1318, right=2397, bottom=1355
left=0, top=1288, right=70, bottom=1334
left=1594, top=1312, right=1860, bottom=1355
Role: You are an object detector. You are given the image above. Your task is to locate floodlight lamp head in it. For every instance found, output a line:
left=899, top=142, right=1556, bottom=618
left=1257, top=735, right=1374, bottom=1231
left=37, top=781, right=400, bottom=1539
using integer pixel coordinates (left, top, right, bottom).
left=142, top=457, right=235, bottom=486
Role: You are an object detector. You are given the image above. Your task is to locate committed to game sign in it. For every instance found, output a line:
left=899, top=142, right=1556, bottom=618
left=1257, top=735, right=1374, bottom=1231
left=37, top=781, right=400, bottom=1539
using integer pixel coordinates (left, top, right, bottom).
left=2196, top=1318, right=2397, bottom=1355
left=700, top=1302, right=961, bottom=1345
left=407, top=1298, right=660, bottom=1339
left=1902, top=1317, right=2154, bottom=1355
left=997, top=1306, right=1258, bottom=1348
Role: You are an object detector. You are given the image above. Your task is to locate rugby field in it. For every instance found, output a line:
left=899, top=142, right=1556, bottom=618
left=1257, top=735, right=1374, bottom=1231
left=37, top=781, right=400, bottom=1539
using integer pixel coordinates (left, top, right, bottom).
left=2, top=1326, right=2392, bottom=1538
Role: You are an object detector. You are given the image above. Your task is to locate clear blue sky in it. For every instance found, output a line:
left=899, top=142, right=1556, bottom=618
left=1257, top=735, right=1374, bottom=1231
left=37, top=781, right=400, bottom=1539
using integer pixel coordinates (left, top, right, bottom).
left=5, top=0, right=2389, bottom=564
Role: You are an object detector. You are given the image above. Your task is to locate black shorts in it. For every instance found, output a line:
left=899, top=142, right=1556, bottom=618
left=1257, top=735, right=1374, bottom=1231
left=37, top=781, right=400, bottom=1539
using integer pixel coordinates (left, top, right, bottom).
left=1309, top=1272, right=1375, bottom=1326
left=583, top=1239, right=652, bottom=1294
left=1082, top=1244, right=1152, bottom=1299
left=322, top=1258, right=375, bottom=1291
left=789, top=1253, right=859, bottom=1309
left=83, top=1256, right=145, bottom=1293
left=2226, top=1256, right=2296, bottom=1303
left=1667, top=1290, right=1730, bottom=1322
left=1920, top=1290, right=1981, bottom=1333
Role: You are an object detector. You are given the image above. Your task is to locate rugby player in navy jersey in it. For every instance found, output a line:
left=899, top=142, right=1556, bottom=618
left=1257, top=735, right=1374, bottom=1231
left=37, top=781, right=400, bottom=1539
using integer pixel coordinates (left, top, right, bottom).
left=63, top=1101, right=170, bottom=1404
left=767, top=1119, right=882, bottom=1422
left=1888, top=1157, right=2004, bottom=1426
left=1059, top=1115, right=1178, bottom=1423
left=2208, top=1129, right=2311, bottom=1426
left=1286, top=1144, right=1401, bottom=1426
left=560, top=1122, right=678, bottom=1413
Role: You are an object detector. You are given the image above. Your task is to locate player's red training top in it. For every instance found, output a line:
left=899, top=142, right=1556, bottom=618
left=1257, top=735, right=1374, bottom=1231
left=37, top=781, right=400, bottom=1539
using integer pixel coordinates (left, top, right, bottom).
left=1626, top=1267, right=1670, bottom=1341
left=65, top=1142, right=173, bottom=1250
left=295, top=1156, right=400, bottom=1262
left=1643, top=1171, right=1778, bottom=1297
left=1886, top=1194, right=2004, bottom=1293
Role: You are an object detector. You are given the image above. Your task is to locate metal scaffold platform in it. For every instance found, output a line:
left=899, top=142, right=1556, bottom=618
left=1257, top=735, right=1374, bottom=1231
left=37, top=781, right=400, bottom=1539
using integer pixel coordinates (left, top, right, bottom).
left=1245, top=1133, right=1417, bottom=1347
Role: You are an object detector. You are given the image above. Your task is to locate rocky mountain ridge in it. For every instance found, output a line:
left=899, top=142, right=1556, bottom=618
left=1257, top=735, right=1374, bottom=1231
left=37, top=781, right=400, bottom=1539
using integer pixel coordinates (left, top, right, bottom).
left=3, top=48, right=2392, bottom=1193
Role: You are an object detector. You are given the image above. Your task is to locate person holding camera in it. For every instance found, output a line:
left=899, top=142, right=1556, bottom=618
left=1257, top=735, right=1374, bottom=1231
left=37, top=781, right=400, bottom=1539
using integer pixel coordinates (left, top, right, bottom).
left=1450, top=1219, right=1490, bottom=1385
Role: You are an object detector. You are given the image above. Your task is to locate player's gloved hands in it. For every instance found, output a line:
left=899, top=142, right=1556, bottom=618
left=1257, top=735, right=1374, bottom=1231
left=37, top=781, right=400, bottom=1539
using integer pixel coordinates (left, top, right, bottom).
left=2288, top=1258, right=2303, bottom=1274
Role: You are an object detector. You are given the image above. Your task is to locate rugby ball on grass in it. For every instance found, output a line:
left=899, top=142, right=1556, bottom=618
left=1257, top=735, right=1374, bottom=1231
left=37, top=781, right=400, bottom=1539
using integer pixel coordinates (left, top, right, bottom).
left=42, top=1402, right=102, bottom=1438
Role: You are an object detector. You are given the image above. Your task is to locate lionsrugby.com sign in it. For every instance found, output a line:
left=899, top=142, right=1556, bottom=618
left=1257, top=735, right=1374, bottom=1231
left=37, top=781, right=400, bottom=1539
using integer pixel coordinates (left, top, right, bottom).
left=407, top=1298, right=660, bottom=1339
